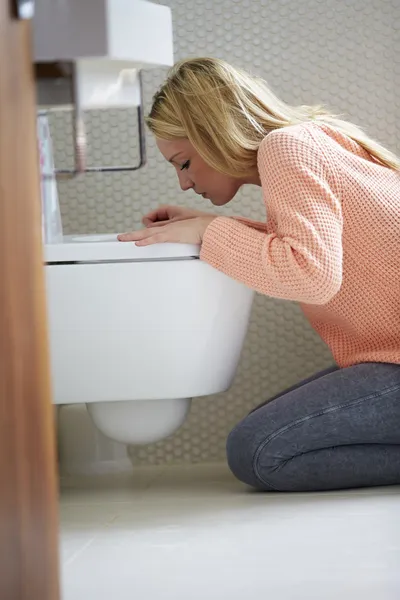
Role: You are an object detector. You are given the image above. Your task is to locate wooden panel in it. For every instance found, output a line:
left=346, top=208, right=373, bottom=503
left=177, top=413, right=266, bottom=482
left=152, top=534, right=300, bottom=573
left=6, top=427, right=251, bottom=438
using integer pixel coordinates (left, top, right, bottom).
left=0, top=2, right=60, bottom=599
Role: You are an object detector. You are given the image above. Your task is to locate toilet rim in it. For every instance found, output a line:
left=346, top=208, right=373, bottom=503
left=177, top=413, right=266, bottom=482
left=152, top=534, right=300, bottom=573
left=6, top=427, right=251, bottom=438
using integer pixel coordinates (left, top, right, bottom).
left=44, top=233, right=201, bottom=264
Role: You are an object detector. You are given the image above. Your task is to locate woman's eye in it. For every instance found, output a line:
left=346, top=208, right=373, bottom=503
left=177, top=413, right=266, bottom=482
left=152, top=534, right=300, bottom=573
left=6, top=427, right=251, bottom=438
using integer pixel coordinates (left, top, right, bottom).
left=180, top=160, right=190, bottom=171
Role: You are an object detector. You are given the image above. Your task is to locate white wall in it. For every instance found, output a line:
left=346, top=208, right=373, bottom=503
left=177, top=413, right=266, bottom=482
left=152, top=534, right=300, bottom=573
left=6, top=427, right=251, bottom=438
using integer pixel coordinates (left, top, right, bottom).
left=52, top=0, right=400, bottom=466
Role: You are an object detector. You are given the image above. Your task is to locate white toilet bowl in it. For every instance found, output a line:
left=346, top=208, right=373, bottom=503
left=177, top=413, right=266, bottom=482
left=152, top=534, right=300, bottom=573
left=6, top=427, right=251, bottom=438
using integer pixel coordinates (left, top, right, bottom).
left=45, top=234, right=254, bottom=446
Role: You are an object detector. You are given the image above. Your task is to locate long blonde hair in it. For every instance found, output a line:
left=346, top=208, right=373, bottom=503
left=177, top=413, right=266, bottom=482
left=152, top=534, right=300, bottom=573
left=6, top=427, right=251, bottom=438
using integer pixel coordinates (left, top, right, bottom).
left=146, top=56, right=400, bottom=178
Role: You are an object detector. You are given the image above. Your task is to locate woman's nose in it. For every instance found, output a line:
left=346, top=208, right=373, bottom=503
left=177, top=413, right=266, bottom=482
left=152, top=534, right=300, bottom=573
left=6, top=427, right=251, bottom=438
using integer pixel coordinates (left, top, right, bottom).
left=178, top=173, right=194, bottom=192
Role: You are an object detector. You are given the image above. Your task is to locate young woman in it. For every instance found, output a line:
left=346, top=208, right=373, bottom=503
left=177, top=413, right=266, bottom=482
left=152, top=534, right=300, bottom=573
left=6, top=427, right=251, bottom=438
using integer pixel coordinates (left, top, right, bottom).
left=119, top=57, right=400, bottom=492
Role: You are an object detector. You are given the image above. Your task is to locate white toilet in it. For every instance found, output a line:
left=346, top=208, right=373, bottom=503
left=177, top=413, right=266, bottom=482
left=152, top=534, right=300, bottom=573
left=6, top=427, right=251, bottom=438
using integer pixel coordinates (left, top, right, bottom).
left=45, top=234, right=254, bottom=450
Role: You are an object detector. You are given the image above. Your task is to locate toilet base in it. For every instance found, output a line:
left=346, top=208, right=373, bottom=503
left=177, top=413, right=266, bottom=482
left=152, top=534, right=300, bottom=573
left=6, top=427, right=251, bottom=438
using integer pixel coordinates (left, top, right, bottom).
left=86, top=398, right=192, bottom=445
left=57, top=404, right=132, bottom=476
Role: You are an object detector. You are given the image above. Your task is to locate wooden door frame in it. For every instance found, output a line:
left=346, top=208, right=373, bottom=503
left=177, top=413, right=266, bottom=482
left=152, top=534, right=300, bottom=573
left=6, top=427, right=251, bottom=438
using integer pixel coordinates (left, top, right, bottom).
left=0, top=2, right=60, bottom=599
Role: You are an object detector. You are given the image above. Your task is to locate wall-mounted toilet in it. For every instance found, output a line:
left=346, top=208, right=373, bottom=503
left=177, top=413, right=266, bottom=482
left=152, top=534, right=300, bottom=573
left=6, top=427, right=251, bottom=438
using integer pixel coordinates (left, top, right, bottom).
left=45, top=234, right=254, bottom=450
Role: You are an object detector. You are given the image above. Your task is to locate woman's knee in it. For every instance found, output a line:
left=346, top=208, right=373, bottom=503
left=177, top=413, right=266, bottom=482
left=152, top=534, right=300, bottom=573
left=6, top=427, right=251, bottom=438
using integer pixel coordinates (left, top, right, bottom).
left=226, top=411, right=307, bottom=491
left=226, top=418, right=277, bottom=491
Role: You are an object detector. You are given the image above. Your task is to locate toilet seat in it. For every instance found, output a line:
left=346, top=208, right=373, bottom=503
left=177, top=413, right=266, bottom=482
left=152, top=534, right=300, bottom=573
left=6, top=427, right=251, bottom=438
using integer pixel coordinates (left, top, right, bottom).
left=45, top=234, right=201, bottom=264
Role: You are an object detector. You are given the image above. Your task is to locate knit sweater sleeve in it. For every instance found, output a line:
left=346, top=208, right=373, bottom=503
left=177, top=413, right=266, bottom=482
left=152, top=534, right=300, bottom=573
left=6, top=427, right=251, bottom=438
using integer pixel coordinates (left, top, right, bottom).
left=200, top=126, right=343, bottom=304
left=232, top=216, right=270, bottom=233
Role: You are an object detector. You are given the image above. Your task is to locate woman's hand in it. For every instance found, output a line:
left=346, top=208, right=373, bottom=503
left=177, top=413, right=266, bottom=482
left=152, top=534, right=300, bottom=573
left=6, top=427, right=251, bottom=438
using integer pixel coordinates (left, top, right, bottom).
left=142, top=205, right=214, bottom=228
left=118, top=214, right=216, bottom=246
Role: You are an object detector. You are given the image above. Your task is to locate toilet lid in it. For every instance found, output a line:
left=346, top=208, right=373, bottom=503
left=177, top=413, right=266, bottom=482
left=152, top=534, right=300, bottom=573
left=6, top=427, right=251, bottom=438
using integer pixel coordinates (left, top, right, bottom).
left=44, top=234, right=201, bottom=264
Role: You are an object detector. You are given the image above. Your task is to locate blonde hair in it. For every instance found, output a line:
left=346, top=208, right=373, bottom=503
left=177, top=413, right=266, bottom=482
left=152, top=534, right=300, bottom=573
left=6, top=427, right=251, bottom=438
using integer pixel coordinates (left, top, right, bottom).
left=146, top=56, right=400, bottom=178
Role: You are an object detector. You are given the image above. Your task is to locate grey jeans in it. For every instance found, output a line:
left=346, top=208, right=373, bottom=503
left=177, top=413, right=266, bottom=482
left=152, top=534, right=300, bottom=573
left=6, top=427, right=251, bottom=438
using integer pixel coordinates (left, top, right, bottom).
left=226, top=363, right=400, bottom=492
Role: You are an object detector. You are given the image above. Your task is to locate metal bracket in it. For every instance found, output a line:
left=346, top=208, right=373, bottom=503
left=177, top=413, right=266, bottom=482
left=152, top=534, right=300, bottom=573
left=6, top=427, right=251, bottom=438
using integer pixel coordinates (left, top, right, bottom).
left=38, top=66, right=147, bottom=179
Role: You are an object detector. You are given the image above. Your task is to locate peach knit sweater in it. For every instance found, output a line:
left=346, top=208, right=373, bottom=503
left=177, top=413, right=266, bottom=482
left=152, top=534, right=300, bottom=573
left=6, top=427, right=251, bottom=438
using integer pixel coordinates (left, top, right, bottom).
left=200, top=122, right=400, bottom=368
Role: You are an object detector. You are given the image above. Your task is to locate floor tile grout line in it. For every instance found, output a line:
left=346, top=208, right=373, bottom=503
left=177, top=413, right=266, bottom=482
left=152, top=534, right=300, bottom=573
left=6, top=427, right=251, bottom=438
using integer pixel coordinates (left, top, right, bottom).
left=62, top=514, right=120, bottom=568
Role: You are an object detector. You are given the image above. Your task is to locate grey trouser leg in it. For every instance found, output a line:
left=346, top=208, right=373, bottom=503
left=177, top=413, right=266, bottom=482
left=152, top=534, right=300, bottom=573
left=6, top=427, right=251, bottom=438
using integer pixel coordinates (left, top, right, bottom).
left=227, top=363, right=400, bottom=491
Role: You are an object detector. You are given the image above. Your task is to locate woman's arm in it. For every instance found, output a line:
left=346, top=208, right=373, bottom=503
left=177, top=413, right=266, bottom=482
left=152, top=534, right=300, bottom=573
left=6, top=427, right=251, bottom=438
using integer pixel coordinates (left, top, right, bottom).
left=200, top=127, right=343, bottom=305
left=232, top=216, right=270, bottom=233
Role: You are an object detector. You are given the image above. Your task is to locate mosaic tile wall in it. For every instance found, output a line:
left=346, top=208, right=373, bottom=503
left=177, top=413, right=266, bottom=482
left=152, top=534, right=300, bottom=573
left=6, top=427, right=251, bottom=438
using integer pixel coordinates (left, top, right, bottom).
left=52, top=0, right=400, bottom=465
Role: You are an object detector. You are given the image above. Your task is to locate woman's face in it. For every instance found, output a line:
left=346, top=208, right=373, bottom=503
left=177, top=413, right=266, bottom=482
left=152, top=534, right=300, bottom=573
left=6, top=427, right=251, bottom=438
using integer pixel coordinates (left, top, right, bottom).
left=156, top=138, right=245, bottom=206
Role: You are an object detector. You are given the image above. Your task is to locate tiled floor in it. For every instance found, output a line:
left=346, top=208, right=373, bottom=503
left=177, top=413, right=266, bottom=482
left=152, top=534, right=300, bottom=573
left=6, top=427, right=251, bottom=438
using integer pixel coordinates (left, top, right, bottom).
left=60, top=464, right=400, bottom=600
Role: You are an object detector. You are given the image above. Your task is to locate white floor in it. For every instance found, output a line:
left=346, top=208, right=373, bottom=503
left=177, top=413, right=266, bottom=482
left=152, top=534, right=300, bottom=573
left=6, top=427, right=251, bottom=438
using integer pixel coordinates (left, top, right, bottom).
left=59, top=463, right=400, bottom=600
